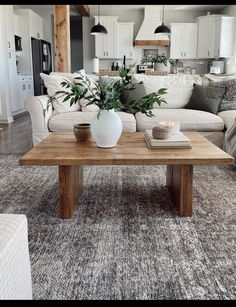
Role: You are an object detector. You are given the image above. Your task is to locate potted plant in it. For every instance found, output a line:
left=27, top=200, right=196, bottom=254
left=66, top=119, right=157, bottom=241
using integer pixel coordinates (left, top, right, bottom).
left=45, top=69, right=167, bottom=148
left=152, top=53, right=170, bottom=72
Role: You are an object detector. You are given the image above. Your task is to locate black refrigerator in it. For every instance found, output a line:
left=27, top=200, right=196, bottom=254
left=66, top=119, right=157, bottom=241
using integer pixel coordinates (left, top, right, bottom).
left=31, top=38, right=52, bottom=96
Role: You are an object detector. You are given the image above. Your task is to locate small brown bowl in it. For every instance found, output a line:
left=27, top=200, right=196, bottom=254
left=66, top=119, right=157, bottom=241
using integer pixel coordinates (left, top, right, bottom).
left=73, top=123, right=91, bottom=142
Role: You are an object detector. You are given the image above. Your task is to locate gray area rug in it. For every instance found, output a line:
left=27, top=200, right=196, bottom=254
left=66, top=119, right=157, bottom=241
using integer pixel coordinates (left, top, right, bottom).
left=0, top=153, right=236, bottom=300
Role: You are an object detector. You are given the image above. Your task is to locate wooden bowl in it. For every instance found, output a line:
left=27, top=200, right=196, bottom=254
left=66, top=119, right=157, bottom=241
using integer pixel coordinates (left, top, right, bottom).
left=74, top=123, right=91, bottom=142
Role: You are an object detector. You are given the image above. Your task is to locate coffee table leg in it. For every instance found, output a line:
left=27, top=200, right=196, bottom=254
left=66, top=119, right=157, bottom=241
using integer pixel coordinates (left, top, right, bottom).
left=166, top=165, right=193, bottom=217
left=58, top=165, right=83, bottom=219
left=78, top=166, right=83, bottom=197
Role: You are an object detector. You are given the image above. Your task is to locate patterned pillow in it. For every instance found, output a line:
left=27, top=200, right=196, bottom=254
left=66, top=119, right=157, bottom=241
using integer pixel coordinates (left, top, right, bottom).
left=210, top=79, right=236, bottom=111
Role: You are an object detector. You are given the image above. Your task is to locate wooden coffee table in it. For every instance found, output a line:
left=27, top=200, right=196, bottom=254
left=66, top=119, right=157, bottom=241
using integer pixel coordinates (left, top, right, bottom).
left=19, top=132, right=234, bottom=219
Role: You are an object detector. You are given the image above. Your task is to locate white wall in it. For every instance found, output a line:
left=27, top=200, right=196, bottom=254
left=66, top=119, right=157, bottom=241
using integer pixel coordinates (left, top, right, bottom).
left=82, top=8, right=217, bottom=73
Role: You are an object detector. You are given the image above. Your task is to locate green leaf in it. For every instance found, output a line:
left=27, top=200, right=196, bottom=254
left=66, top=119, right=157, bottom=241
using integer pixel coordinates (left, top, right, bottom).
left=70, top=97, right=75, bottom=107
left=63, top=95, right=71, bottom=102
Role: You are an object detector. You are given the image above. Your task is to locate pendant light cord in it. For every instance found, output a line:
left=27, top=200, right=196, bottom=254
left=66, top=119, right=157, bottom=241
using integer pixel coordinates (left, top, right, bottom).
left=98, top=5, right=100, bottom=24
left=162, top=4, right=164, bottom=25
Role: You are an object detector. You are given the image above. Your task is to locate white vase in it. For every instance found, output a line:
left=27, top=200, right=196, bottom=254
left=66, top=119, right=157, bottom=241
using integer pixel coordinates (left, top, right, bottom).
left=90, top=109, right=122, bottom=148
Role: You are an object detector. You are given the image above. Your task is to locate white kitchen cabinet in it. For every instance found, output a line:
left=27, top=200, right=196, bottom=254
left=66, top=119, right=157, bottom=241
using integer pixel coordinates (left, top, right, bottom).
left=196, top=15, right=222, bottom=59
left=94, top=16, right=118, bottom=59
left=14, top=75, right=34, bottom=112
left=5, top=5, right=15, bottom=51
left=116, top=22, right=134, bottom=59
left=29, top=9, right=43, bottom=39
left=170, top=23, right=197, bottom=59
left=214, top=16, right=236, bottom=58
left=14, top=8, right=44, bottom=74
left=14, top=13, right=19, bottom=36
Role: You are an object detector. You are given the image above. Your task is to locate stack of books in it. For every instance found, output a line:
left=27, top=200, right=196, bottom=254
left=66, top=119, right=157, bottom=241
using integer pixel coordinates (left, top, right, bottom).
left=144, top=130, right=192, bottom=149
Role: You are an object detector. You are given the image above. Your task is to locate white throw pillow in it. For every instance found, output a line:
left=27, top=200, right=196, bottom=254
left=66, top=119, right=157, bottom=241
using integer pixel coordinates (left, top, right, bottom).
left=74, top=73, right=100, bottom=112
left=50, top=69, right=86, bottom=80
left=132, top=74, right=202, bottom=109
left=40, top=73, right=80, bottom=114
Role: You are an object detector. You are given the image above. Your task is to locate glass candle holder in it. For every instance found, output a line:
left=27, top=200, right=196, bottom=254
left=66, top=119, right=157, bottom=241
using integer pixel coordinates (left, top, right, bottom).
left=158, top=121, right=180, bottom=135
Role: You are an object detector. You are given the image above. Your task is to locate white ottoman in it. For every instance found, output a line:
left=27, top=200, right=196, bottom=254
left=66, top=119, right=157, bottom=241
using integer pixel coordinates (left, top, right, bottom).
left=0, top=214, right=32, bottom=299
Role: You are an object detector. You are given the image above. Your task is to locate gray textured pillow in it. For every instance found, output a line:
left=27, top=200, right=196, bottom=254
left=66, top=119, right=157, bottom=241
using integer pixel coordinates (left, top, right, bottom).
left=185, top=84, right=225, bottom=114
left=210, top=78, right=236, bottom=111
left=120, top=82, right=147, bottom=105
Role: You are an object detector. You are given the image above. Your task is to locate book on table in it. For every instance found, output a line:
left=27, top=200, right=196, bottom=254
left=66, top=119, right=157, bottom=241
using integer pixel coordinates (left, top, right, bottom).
left=144, top=130, right=192, bottom=149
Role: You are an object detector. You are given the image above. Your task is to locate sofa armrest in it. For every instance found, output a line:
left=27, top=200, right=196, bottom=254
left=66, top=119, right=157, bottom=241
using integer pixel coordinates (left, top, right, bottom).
left=25, top=95, right=52, bottom=146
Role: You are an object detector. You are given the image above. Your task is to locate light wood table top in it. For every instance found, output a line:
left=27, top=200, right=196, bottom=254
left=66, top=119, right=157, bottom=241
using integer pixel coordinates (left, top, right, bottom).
left=19, top=132, right=234, bottom=166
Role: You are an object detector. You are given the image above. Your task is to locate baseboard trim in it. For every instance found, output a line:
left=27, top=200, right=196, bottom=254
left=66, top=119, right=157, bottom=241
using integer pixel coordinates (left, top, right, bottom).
left=0, top=116, right=14, bottom=124
left=13, top=110, right=28, bottom=119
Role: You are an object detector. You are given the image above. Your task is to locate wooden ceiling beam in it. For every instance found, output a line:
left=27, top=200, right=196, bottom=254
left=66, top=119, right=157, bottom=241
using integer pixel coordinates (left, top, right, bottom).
left=75, top=5, right=90, bottom=17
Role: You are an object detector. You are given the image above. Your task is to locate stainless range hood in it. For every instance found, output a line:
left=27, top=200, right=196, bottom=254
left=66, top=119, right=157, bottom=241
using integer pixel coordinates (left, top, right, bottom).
left=134, top=6, right=170, bottom=47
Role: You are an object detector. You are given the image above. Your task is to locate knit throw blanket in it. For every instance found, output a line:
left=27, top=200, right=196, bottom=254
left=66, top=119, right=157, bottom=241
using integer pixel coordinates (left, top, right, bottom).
left=224, top=117, right=236, bottom=164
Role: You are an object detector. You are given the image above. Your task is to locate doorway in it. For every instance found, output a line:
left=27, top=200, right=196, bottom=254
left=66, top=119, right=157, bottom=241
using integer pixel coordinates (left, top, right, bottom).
left=70, top=16, right=83, bottom=72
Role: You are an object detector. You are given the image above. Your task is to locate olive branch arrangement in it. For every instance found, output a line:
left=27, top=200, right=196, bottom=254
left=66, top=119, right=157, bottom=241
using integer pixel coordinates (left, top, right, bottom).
left=44, top=69, right=168, bottom=119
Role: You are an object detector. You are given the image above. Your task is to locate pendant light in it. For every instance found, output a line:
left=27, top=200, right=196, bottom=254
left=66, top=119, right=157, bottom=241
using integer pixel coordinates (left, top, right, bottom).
left=90, top=5, right=108, bottom=35
left=154, top=5, right=171, bottom=34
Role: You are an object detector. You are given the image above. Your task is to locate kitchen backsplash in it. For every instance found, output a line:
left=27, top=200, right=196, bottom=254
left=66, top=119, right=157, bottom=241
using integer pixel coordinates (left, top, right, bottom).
left=98, top=47, right=209, bottom=74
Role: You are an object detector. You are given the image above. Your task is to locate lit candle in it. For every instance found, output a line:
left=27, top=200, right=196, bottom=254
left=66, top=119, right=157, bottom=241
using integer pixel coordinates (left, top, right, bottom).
left=159, top=121, right=176, bottom=127
left=159, top=121, right=180, bottom=135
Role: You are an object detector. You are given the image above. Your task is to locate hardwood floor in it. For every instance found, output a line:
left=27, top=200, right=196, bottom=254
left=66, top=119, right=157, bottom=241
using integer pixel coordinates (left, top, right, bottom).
left=0, top=112, right=33, bottom=154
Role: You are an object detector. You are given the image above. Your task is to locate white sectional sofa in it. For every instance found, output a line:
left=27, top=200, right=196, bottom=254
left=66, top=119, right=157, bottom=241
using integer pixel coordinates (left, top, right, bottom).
left=25, top=73, right=236, bottom=148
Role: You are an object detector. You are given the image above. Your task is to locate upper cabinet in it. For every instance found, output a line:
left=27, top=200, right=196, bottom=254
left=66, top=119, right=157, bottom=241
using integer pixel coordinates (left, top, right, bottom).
left=116, top=22, right=134, bottom=59
left=14, top=8, right=44, bottom=74
left=170, top=23, right=197, bottom=59
left=94, top=16, right=134, bottom=59
left=5, top=5, right=15, bottom=51
left=29, top=9, right=43, bottom=39
left=214, top=16, right=236, bottom=58
left=14, top=9, right=43, bottom=40
left=197, top=15, right=216, bottom=59
left=94, top=16, right=118, bottom=59
left=14, top=13, right=19, bottom=36
left=196, top=15, right=235, bottom=59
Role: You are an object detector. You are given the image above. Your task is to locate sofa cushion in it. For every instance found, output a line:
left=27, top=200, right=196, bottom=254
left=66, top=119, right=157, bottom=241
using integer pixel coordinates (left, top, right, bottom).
left=135, top=109, right=224, bottom=132
left=185, top=84, right=225, bottom=114
left=40, top=73, right=81, bottom=114
left=218, top=110, right=236, bottom=129
left=48, top=111, right=136, bottom=133
left=132, top=74, right=202, bottom=109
